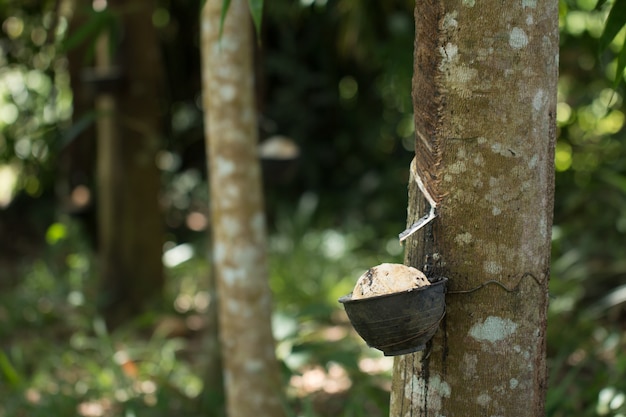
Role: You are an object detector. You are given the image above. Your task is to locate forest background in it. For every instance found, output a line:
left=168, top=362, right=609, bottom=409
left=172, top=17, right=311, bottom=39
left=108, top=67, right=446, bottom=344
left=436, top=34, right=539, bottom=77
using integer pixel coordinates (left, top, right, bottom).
left=1, top=0, right=626, bottom=416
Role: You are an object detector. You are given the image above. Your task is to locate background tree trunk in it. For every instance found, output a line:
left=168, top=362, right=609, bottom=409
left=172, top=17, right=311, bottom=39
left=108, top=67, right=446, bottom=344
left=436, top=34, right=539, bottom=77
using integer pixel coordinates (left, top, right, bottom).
left=95, top=0, right=164, bottom=326
left=61, top=0, right=97, bottom=231
left=201, top=1, right=287, bottom=417
left=390, top=1, right=558, bottom=416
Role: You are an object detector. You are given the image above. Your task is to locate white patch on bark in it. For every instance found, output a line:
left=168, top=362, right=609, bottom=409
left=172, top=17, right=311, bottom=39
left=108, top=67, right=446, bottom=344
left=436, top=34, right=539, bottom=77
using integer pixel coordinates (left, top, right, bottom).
left=245, top=360, right=264, bottom=373
left=226, top=299, right=240, bottom=313
left=213, top=242, right=226, bottom=263
left=222, top=266, right=246, bottom=286
left=490, top=142, right=515, bottom=157
left=405, top=374, right=451, bottom=414
left=539, top=213, right=548, bottom=238
left=473, top=177, right=484, bottom=188
left=216, top=157, right=236, bottom=177
left=509, top=28, right=529, bottom=49
left=463, top=0, right=475, bottom=6
left=513, top=345, right=530, bottom=359
left=449, top=160, right=467, bottom=174
left=522, top=0, right=537, bottom=8
left=469, top=316, right=518, bottom=343
left=218, top=35, right=240, bottom=53
left=438, top=41, right=479, bottom=98
left=242, top=106, right=255, bottom=125
left=222, top=216, right=241, bottom=237
left=462, top=353, right=478, bottom=378
left=250, top=212, right=266, bottom=243
left=526, top=14, right=534, bottom=25
left=220, top=84, right=237, bottom=102
left=455, top=232, right=473, bottom=245
left=510, top=378, right=519, bottom=389
left=533, top=89, right=546, bottom=111
left=439, top=43, right=458, bottom=68
left=220, top=184, right=240, bottom=208
left=216, top=65, right=237, bottom=79
left=443, top=12, right=458, bottom=29
left=223, top=369, right=232, bottom=386
left=484, top=260, right=502, bottom=274
left=485, top=173, right=525, bottom=217
left=477, top=393, right=491, bottom=406
left=238, top=243, right=261, bottom=269
left=450, top=66, right=479, bottom=88
left=202, top=19, right=213, bottom=34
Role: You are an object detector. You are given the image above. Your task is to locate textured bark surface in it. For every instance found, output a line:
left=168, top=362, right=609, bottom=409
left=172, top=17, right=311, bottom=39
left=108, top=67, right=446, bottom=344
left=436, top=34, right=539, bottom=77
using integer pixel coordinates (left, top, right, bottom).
left=201, top=1, right=286, bottom=416
left=390, top=1, right=558, bottom=416
left=95, top=0, right=164, bottom=326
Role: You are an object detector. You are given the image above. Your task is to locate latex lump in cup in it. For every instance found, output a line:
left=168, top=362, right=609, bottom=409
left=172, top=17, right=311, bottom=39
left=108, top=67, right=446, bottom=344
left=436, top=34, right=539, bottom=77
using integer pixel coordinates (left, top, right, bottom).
left=339, top=263, right=447, bottom=356
left=352, top=263, right=430, bottom=299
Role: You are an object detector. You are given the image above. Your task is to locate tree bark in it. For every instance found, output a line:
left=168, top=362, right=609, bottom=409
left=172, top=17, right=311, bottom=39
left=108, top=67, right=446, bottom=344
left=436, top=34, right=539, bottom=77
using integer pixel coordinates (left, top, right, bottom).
left=95, top=0, right=164, bottom=326
left=201, top=1, right=286, bottom=417
left=61, top=0, right=97, bottom=227
left=390, top=1, right=557, bottom=416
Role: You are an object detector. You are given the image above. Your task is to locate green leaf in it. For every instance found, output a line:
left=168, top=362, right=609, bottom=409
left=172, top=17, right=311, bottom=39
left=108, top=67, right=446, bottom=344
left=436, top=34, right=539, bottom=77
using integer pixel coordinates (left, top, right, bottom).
left=614, top=36, right=626, bottom=88
left=45, top=222, right=68, bottom=245
left=595, top=0, right=609, bottom=10
left=218, top=0, right=232, bottom=40
left=216, top=0, right=262, bottom=41
left=248, top=0, right=263, bottom=38
left=559, top=0, right=568, bottom=20
left=0, top=350, right=21, bottom=388
left=61, top=9, right=115, bottom=53
left=59, top=111, right=97, bottom=150
left=601, top=170, right=626, bottom=193
left=599, top=0, right=626, bottom=52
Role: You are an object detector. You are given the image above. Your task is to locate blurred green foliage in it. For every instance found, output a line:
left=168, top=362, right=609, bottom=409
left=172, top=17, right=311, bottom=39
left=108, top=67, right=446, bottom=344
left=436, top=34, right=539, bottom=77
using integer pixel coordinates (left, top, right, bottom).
left=0, top=1, right=71, bottom=201
left=549, top=0, right=626, bottom=415
left=0, top=206, right=394, bottom=416
left=1, top=0, right=626, bottom=415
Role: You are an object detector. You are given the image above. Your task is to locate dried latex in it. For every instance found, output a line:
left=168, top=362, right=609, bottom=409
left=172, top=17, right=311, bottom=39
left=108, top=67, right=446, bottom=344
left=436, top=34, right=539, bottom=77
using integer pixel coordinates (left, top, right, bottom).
left=351, top=263, right=430, bottom=300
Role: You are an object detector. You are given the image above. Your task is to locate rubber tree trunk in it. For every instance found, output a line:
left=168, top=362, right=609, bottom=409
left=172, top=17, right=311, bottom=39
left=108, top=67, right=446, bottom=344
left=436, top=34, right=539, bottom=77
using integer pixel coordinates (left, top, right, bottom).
left=200, top=1, right=286, bottom=417
left=95, top=0, right=164, bottom=327
left=390, top=2, right=558, bottom=416
left=61, top=0, right=97, bottom=226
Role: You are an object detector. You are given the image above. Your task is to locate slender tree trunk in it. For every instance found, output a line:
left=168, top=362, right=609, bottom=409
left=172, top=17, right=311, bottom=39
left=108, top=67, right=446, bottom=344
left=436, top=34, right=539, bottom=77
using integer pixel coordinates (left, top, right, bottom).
left=61, top=0, right=97, bottom=227
left=95, top=0, right=164, bottom=326
left=201, top=1, right=287, bottom=417
left=390, top=2, right=557, bottom=416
